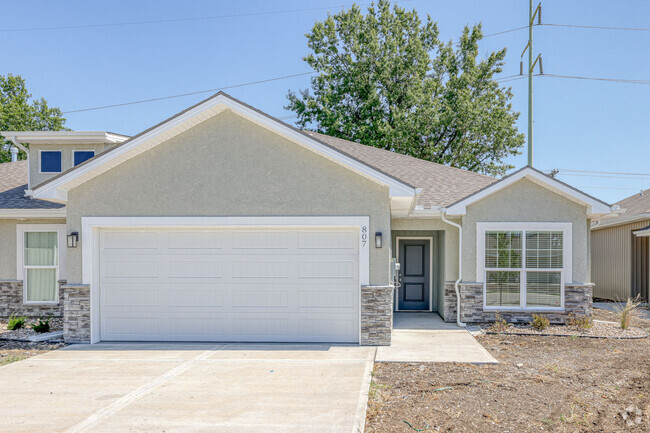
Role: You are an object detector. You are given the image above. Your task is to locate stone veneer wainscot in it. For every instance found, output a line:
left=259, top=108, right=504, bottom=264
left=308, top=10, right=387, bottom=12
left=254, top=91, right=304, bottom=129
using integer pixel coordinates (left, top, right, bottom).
left=360, top=285, right=394, bottom=345
left=0, top=280, right=63, bottom=318
left=443, top=281, right=593, bottom=324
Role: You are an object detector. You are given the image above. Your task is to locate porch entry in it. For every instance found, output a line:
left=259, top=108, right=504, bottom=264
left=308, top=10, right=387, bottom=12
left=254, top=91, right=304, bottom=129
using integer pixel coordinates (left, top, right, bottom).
left=397, top=238, right=431, bottom=310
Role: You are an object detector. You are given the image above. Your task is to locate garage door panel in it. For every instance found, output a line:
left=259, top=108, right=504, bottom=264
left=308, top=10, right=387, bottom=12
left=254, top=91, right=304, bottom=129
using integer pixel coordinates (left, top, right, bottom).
left=168, top=231, right=223, bottom=249
left=103, top=259, right=159, bottom=279
left=168, top=259, right=224, bottom=278
left=99, top=227, right=360, bottom=343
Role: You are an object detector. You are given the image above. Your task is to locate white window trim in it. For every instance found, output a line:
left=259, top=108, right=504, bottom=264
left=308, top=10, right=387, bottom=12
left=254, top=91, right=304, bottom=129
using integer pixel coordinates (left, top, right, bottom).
left=476, top=222, right=572, bottom=312
left=16, top=224, right=67, bottom=304
left=72, top=149, right=95, bottom=166
left=38, top=149, right=63, bottom=174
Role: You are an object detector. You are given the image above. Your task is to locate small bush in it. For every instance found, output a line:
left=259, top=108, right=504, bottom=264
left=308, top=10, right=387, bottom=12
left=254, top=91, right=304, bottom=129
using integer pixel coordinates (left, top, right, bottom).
left=489, top=312, right=510, bottom=332
left=30, top=316, right=51, bottom=334
left=567, top=313, right=593, bottom=330
left=6, top=313, right=26, bottom=331
left=615, top=297, right=641, bottom=330
left=530, top=314, right=550, bottom=331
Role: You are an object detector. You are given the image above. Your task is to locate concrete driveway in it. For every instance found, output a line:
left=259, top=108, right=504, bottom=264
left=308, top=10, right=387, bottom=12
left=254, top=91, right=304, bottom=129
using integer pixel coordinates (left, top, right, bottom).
left=0, top=343, right=375, bottom=433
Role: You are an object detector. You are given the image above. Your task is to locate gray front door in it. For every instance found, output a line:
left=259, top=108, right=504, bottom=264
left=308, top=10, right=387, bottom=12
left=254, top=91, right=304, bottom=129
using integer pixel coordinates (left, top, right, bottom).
left=398, top=239, right=430, bottom=310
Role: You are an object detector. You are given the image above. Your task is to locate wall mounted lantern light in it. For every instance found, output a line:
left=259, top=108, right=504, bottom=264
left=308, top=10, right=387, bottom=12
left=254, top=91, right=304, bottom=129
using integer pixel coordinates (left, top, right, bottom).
left=67, top=232, right=79, bottom=248
left=375, top=232, right=383, bottom=248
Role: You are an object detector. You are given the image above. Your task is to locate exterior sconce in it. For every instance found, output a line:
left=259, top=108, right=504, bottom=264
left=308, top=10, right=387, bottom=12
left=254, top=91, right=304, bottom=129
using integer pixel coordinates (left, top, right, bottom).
left=375, top=232, right=383, bottom=248
left=67, top=232, right=79, bottom=248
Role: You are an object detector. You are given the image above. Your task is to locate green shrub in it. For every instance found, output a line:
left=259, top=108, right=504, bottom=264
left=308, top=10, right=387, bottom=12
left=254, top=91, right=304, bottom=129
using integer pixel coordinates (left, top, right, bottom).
left=567, top=313, right=593, bottom=330
left=6, top=313, right=26, bottom=331
left=30, top=316, right=51, bottom=334
left=530, top=314, right=550, bottom=331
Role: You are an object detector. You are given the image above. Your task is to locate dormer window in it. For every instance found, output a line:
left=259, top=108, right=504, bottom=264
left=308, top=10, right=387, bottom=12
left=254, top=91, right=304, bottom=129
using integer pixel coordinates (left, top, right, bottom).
left=40, top=150, right=62, bottom=173
left=73, top=150, right=95, bottom=166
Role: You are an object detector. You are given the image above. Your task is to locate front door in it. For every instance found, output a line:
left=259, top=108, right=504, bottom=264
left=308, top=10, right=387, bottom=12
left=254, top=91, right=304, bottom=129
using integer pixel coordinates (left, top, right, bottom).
left=398, top=239, right=430, bottom=310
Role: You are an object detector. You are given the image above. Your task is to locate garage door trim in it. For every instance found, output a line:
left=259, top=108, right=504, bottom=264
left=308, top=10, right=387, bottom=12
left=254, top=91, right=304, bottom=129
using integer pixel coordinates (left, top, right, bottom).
left=82, top=216, right=370, bottom=343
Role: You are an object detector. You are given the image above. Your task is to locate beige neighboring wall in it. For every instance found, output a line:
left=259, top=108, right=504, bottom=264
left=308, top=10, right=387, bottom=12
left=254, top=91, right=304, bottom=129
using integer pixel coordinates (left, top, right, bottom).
left=29, top=143, right=112, bottom=188
left=65, top=110, right=391, bottom=284
left=391, top=218, right=459, bottom=281
left=591, top=219, right=650, bottom=300
left=0, top=218, right=66, bottom=280
left=462, top=178, right=590, bottom=283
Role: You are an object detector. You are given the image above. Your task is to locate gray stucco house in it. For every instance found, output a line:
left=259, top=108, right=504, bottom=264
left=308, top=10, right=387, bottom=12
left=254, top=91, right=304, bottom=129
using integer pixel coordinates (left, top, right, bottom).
left=0, top=92, right=617, bottom=345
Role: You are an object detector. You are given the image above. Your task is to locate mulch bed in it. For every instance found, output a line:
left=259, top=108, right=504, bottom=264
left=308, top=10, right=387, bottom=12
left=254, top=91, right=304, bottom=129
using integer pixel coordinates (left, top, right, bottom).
left=0, top=317, right=63, bottom=341
left=366, top=309, right=650, bottom=433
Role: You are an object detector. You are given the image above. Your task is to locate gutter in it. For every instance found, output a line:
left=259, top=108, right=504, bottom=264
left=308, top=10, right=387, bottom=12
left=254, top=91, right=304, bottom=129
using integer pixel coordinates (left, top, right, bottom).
left=440, top=209, right=466, bottom=327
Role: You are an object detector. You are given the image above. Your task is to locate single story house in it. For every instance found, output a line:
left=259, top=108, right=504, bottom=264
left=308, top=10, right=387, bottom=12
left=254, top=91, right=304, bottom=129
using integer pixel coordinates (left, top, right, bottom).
left=0, top=92, right=617, bottom=345
left=591, top=189, right=650, bottom=301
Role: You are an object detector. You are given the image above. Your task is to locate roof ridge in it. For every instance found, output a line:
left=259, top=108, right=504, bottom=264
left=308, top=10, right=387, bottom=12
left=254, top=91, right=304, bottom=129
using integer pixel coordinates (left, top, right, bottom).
left=306, top=131, right=496, bottom=181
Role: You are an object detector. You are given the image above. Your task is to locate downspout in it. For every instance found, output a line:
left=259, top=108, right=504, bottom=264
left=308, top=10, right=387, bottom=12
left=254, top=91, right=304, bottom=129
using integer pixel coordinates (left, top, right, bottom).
left=9, top=137, right=30, bottom=190
left=441, top=210, right=466, bottom=327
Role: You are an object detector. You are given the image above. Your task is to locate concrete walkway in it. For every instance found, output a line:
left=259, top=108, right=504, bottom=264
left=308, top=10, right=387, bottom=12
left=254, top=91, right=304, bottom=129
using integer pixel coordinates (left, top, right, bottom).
left=376, top=313, right=497, bottom=364
left=594, top=302, right=650, bottom=319
left=0, top=343, right=375, bottom=433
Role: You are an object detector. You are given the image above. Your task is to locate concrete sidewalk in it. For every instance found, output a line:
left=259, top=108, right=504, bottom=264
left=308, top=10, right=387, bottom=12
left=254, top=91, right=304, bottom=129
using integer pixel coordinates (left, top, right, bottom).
left=376, top=313, right=497, bottom=364
left=0, top=343, right=375, bottom=433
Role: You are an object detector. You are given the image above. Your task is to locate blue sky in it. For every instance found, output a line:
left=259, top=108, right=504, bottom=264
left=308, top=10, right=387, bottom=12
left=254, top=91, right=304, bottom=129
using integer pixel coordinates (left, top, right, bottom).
left=2, top=0, right=649, bottom=203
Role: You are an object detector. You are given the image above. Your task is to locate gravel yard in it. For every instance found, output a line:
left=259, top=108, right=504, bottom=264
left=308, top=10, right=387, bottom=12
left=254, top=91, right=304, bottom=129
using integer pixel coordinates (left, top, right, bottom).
left=366, top=309, right=650, bottom=433
left=0, top=317, right=63, bottom=341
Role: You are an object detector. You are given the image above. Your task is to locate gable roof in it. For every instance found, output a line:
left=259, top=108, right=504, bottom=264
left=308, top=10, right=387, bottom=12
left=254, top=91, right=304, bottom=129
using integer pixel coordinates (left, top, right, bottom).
left=445, top=165, right=614, bottom=217
left=592, top=188, right=650, bottom=230
left=305, top=132, right=497, bottom=208
left=0, top=161, right=65, bottom=216
left=31, top=92, right=417, bottom=203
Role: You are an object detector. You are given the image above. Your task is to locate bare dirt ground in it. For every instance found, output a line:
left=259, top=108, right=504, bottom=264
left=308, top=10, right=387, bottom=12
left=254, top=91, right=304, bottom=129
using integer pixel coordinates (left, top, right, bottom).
left=0, top=340, right=65, bottom=366
left=366, top=309, right=650, bottom=433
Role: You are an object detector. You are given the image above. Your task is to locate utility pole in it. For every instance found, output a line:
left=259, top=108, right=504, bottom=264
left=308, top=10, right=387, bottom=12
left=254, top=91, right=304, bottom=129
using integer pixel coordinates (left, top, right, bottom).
left=521, top=1, right=542, bottom=167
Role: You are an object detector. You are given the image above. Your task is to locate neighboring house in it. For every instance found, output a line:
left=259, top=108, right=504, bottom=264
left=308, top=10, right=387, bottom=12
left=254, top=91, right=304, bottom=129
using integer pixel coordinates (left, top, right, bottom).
left=0, top=92, right=617, bottom=345
left=591, top=189, right=650, bottom=301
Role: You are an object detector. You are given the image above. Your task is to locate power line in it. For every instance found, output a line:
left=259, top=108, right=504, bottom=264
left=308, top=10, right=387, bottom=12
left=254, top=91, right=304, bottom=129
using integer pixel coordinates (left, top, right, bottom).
left=62, top=72, right=315, bottom=114
left=541, top=23, right=650, bottom=32
left=0, top=2, right=408, bottom=33
left=553, top=172, right=650, bottom=181
left=544, top=169, right=650, bottom=177
left=543, top=73, right=650, bottom=85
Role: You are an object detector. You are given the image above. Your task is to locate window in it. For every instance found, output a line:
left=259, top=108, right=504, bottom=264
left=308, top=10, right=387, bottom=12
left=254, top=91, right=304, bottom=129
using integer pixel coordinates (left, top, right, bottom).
left=40, top=150, right=62, bottom=173
left=73, top=150, right=95, bottom=166
left=479, top=223, right=571, bottom=310
left=17, top=225, right=66, bottom=304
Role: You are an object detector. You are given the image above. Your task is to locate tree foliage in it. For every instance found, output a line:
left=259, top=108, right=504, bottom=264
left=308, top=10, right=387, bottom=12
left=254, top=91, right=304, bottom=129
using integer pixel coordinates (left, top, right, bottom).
left=286, top=0, right=524, bottom=176
left=0, top=74, right=68, bottom=163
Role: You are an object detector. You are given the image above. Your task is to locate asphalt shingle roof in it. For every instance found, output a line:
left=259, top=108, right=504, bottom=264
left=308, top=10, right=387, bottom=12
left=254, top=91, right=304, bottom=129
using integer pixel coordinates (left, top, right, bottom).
left=0, top=161, right=65, bottom=209
left=306, top=132, right=497, bottom=208
left=615, top=188, right=650, bottom=217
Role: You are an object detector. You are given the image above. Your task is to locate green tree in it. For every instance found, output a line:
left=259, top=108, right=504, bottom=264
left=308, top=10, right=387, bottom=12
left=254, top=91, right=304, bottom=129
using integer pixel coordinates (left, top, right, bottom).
left=286, top=0, right=524, bottom=176
left=0, top=74, right=68, bottom=163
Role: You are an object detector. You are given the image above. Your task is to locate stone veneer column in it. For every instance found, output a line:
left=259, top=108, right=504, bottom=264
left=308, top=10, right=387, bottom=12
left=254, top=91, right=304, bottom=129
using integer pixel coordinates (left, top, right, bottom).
left=443, top=282, right=458, bottom=323
left=62, top=284, right=91, bottom=343
left=360, top=285, right=394, bottom=346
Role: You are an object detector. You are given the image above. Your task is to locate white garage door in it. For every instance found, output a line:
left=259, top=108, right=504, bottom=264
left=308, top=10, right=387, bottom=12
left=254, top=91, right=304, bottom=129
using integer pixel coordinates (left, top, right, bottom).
left=98, top=227, right=360, bottom=343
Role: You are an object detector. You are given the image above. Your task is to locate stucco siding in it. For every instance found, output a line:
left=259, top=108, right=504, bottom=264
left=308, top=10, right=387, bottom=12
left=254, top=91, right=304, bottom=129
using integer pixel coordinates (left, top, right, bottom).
left=65, top=110, right=391, bottom=285
left=591, top=219, right=650, bottom=300
left=29, top=143, right=113, bottom=188
left=391, top=218, right=459, bottom=281
left=0, top=218, right=66, bottom=280
left=462, top=179, right=590, bottom=283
